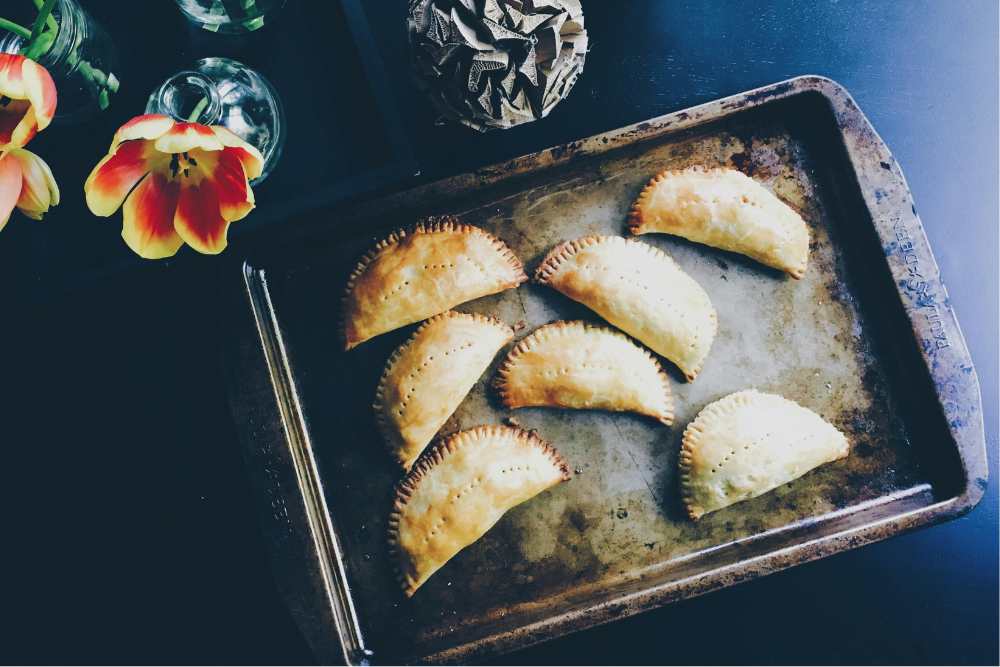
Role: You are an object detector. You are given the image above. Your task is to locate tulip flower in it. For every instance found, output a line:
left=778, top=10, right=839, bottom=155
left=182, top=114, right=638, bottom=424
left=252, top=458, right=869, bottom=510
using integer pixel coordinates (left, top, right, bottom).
left=0, top=53, right=57, bottom=151
left=84, top=114, right=263, bottom=259
left=0, top=147, right=60, bottom=230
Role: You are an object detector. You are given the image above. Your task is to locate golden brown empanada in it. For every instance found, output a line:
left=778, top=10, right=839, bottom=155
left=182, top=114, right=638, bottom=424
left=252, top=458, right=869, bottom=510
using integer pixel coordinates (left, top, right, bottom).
left=375, top=311, right=514, bottom=470
left=343, top=217, right=526, bottom=349
left=388, top=425, right=570, bottom=596
left=496, top=321, right=674, bottom=425
left=628, top=166, right=810, bottom=278
left=680, top=389, right=849, bottom=520
left=535, top=236, right=717, bottom=381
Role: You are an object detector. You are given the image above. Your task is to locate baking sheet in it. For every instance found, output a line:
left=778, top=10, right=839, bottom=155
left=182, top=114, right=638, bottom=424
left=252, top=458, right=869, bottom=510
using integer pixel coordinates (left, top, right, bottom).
left=226, top=77, right=986, bottom=664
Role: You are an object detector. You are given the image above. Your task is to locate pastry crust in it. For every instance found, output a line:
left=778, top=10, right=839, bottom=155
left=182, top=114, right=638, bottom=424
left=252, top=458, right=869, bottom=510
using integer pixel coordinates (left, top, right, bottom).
left=388, top=425, right=570, bottom=597
left=680, top=389, right=849, bottom=520
left=342, top=217, right=527, bottom=349
left=628, top=166, right=810, bottom=278
left=495, top=321, right=674, bottom=425
left=535, top=236, right=717, bottom=381
left=374, top=311, right=514, bottom=471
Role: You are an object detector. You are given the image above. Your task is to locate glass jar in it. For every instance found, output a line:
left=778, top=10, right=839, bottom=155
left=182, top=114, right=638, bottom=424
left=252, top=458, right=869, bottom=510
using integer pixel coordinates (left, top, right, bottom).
left=0, top=0, right=120, bottom=122
left=174, top=0, right=288, bottom=34
left=145, top=57, right=285, bottom=183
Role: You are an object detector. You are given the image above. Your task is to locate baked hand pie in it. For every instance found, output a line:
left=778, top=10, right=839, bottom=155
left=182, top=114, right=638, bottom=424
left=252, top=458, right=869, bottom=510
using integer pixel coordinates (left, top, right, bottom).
left=388, top=425, right=570, bottom=596
left=680, top=389, right=849, bottom=520
left=535, top=236, right=717, bottom=381
left=374, top=311, right=514, bottom=471
left=495, top=321, right=674, bottom=425
left=628, top=167, right=810, bottom=278
left=343, top=217, right=526, bottom=349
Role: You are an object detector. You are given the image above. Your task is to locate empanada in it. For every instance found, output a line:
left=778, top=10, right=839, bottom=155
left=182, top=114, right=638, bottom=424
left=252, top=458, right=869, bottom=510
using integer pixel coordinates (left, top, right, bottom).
left=535, top=236, right=717, bottom=381
left=375, top=312, right=514, bottom=470
left=496, top=321, right=674, bottom=425
left=628, top=167, right=810, bottom=278
left=680, top=389, right=849, bottom=520
left=388, top=425, right=570, bottom=596
left=343, top=217, right=526, bottom=349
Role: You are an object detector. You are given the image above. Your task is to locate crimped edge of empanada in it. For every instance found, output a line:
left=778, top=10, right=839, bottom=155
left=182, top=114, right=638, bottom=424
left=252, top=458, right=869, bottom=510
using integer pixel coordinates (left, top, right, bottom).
left=373, top=311, right=515, bottom=469
left=533, top=235, right=718, bottom=381
left=626, top=167, right=675, bottom=234
left=341, top=216, right=528, bottom=349
left=626, top=166, right=811, bottom=280
left=387, top=424, right=570, bottom=596
left=534, top=234, right=608, bottom=285
left=679, top=389, right=842, bottom=520
left=495, top=320, right=675, bottom=426
left=679, top=390, right=758, bottom=520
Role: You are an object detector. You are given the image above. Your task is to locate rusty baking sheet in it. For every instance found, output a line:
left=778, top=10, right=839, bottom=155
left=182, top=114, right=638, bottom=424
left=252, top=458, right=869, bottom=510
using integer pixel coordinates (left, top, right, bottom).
left=223, top=76, right=987, bottom=664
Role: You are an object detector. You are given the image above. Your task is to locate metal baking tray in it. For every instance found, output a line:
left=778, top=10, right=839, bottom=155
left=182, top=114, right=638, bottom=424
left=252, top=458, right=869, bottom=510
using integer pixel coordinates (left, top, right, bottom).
left=223, top=76, right=987, bottom=664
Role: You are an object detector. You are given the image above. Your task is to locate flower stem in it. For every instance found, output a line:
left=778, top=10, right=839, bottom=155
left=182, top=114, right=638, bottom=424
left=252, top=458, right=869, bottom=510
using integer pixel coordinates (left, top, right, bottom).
left=0, top=17, right=32, bottom=40
left=21, top=0, right=58, bottom=60
left=187, top=96, right=209, bottom=123
left=28, top=0, right=57, bottom=44
left=30, top=0, right=57, bottom=34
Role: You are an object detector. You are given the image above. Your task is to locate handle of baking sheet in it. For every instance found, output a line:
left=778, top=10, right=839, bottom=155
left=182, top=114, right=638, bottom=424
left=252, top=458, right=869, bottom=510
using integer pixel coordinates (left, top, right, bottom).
left=800, top=76, right=988, bottom=509
left=237, top=263, right=372, bottom=665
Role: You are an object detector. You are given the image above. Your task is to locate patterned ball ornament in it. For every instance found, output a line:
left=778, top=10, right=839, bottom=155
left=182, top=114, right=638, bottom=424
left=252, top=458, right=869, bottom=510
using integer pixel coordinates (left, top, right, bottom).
left=408, top=0, right=588, bottom=131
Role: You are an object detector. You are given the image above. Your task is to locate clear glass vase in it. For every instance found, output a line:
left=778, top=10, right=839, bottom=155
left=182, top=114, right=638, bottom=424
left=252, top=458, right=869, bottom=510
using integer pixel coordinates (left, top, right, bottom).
left=145, top=57, right=285, bottom=183
left=0, top=0, right=120, bottom=122
left=174, top=0, right=288, bottom=34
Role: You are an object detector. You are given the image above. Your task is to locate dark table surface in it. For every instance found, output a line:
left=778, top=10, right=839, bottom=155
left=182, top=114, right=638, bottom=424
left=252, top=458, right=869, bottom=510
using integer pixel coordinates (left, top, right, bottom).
left=2, top=0, right=996, bottom=664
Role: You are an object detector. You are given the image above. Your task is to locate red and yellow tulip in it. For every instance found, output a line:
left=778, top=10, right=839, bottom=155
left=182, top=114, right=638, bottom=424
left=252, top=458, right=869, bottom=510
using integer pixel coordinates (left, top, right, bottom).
left=0, top=53, right=57, bottom=152
left=84, top=114, right=263, bottom=259
left=0, top=147, right=60, bottom=230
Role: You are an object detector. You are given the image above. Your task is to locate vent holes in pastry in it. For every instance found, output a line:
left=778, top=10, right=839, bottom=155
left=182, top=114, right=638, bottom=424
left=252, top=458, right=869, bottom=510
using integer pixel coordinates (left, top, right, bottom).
left=383, top=279, right=411, bottom=301
left=450, top=476, right=484, bottom=504
left=711, top=448, right=738, bottom=475
left=396, top=364, right=434, bottom=419
left=712, top=433, right=770, bottom=473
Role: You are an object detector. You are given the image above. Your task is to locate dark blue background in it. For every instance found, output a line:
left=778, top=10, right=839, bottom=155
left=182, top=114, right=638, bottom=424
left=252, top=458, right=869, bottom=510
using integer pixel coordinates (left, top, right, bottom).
left=1, top=1, right=996, bottom=663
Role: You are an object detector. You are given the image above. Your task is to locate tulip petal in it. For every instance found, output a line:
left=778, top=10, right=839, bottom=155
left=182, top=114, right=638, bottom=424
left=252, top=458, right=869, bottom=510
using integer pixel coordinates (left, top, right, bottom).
left=122, top=172, right=183, bottom=259
left=110, top=114, right=175, bottom=152
left=208, top=149, right=255, bottom=222
left=174, top=182, right=230, bottom=254
left=154, top=122, right=223, bottom=154
left=0, top=99, right=38, bottom=151
left=0, top=152, right=23, bottom=232
left=9, top=108, right=38, bottom=149
left=0, top=54, right=28, bottom=99
left=84, top=140, right=157, bottom=216
left=0, top=98, right=28, bottom=141
left=211, top=127, right=264, bottom=180
left=20, top=57, right=57, bottom=131
left=0, top=55, right=52, bottom=150
left=10, top=148, right=58, bottom=220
